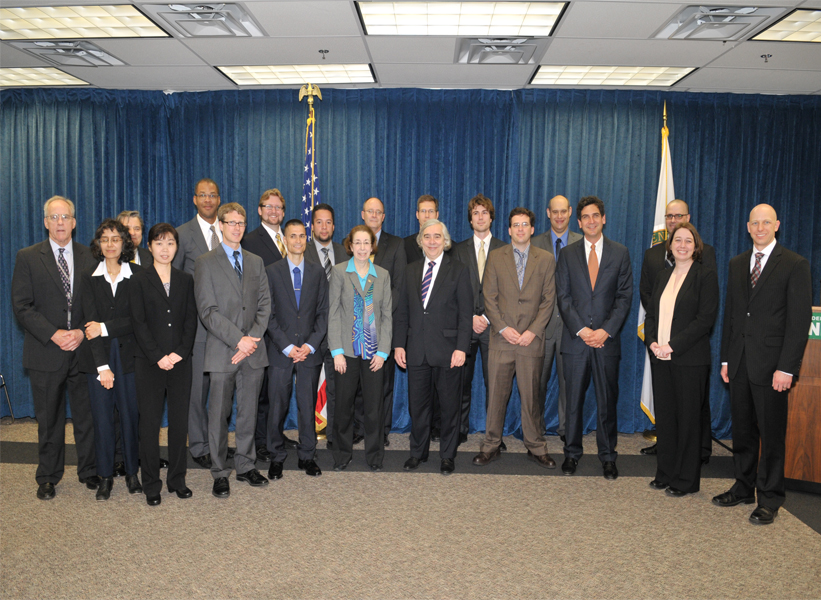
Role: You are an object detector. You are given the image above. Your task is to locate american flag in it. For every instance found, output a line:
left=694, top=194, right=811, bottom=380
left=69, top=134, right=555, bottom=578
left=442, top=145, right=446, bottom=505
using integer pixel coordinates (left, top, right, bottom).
left=302, top=105, right=321, bottom=240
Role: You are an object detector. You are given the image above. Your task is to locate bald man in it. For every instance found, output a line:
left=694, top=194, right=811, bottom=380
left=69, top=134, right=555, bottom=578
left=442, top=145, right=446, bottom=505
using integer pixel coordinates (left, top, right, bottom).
left=713, top=204, right=811, bottom=525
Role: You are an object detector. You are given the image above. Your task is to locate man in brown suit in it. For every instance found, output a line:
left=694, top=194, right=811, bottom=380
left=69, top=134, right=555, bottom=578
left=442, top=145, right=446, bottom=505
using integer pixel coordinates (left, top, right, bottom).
left=472, top=207, right=557, bottom=469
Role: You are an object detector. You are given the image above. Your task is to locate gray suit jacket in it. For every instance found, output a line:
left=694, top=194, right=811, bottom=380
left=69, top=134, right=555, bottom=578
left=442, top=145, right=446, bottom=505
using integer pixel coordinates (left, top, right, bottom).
left=532, top=229, right=582, bottom=339
left=328, top=261, right=393, bottom=359
left=173, top=215, right=213, bottom=343
left=194, top=246, right=271, bottom=372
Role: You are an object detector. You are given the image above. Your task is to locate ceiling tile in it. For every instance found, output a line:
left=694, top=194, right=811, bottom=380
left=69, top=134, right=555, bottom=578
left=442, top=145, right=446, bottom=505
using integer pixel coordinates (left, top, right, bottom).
left=59, top=65, right=233, bottom=89
left=376, top=63, right=533, bottom=86
left=707, top=40, right=821, bottom=70
left=554, top=2, right=679, bottom=39
left=182, top=37, right=370, bottom=65
left=543, top=38, right=729, bottom=66
left=243, top=1, right=362, bottom=37
left=366, top=36, right=457, bottom=64
left=677, top=66, right=821, bottom=93
left=0, top=42, right=51, bottom=67
left=92, top=39, right=206, bottom=66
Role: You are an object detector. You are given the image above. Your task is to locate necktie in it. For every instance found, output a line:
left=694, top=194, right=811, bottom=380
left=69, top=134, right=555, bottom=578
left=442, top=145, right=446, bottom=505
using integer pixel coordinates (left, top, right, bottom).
left=421, top=261, right=435, bottom=307
left=275, top=232, right=287, bottom=258
left=751, top=252, right=764, bottom=287
left=554, top=238, right=562, bottom=262
left=588, top=243, right=599, bottom=290
left=57, top=248, right=72, bottom=329
left=293, top=267, right=301, bottom=308
left=514, top=249, right=525, bottom=289
left=321, top=247, right=332, bottom=281
left=233, top=250, right=242, bottom=281
left=478, top=240, right=486, bottom=284
left=210, top=225, right=219, bottom=251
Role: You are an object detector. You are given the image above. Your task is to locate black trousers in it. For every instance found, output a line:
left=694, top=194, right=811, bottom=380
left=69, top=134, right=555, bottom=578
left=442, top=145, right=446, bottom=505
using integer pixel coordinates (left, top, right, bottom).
left=354, top=349, right=396, bottom=437
left=334, top=356, right=384, bottom=468
left=729, top=356, right=789, bottom=510
left=459, top=329, right=490, bottom=436
left=407, top=359, right=462, bottom=460
left=268, top=361, right=321, bottom=463
left=652, top=361, right=708, bottom=493
left=136, top=356, right=191, bottom=496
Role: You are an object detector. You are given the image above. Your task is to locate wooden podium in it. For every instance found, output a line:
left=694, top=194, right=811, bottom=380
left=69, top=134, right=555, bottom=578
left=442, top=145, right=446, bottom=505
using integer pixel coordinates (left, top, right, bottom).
left=785, top=307, right=821, bottom=493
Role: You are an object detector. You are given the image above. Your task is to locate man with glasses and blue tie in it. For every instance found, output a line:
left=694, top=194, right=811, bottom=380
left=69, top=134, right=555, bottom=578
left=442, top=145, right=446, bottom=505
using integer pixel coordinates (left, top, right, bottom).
left=194, top=203, right=271, bottom=498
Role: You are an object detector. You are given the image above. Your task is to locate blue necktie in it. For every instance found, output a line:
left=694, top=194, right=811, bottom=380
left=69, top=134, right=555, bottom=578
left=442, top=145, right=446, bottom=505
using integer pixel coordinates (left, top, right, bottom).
left=293, top=267, right=301, bottom=308
left=421, top=261, right=434, bottom=306
left=554, top=237, right=562, bottom=261
left=233, top=250, right=242, bottom=281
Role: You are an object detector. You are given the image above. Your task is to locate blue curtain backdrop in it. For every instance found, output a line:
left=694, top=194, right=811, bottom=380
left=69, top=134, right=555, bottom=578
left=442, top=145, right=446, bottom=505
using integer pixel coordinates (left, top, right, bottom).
left=2, top=88, right=820, bottom=440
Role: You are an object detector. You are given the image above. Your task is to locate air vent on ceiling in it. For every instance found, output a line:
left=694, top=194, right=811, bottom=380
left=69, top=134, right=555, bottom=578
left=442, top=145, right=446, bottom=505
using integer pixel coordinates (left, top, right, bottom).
left=9, top=41, right=126, bottom=67
left=654, top=6, right=786, bottom=41
left=456, top=38, right=549, bottom=65
left=141, top=3, right=265, bottom=37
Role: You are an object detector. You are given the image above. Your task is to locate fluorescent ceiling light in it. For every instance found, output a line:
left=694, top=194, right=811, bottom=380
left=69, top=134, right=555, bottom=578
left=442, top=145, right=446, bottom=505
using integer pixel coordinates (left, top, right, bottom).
left=0, top=5, right=167, bottom=40
left=0, top=66, right=90, bottom=86
left=218, top=65, right=375, bottom=86
left=753, top=9, right=821, bottom=43
left=532, top=66, right=694, bottom=87
left=357, top=2, right=566, bottom=36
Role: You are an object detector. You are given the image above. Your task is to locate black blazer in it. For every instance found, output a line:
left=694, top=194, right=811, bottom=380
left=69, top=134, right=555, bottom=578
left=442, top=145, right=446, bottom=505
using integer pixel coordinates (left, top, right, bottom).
left=640, top=241, right=716, bottom=309
left=129, top=266, right=198, bottom=365
left=241, top=224, right=284, bottom=267
left=373, top=230, right=406, bottom=343
left=404, top=233, right=423, bottom=264
left=78, top=263, right=142, bottom=374
left=136, top=246, right=153, bottom=267
left=451, top=235, right=506, bottom=324
left=394, top=254, right=473, bottom=368
left=721, top=243, right=812, bottom=385
left=265, top=258, right=328, bottom=369
left=644, top=261, right=719, bottom=366
left=12, top=240, right=97, bottom=371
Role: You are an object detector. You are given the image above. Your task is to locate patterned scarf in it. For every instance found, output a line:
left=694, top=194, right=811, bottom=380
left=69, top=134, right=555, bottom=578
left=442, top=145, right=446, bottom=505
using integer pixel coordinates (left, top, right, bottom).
left=352, top=278, right=378, bottom=360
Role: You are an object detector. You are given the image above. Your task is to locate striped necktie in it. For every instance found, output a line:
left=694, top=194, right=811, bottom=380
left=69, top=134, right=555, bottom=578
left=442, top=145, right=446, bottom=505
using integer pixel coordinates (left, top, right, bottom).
left=57, top=248, right=72, bottom=328
left=321, top=247, right=332, bottom=281
left=421, top=261, right=434, bottom=306
left=751, top=252, right=764, bottom=287
left=233, top=250, right=242, bottom=281
left=210, top=225, right=219, bottom=251
left=275, top=232, right=286, bottom=258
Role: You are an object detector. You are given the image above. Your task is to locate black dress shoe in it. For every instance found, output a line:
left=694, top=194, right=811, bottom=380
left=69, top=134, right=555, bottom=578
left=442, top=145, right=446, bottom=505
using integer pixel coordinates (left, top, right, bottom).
left=159, top=458, right=169, bottom=469
left=369, top=464, right=383, bottom=472
left=665, top=487, right=690, bottom=498
left=126, top=474, right=143, bottom=494
left=640, top=443, right=657, bottom=455
left=298, top=459, right=322, bottom=477
left=561, top=457, right=578, bottom=475
left=403, top=456, right=427, bottom=470
left=268, top=462, right=284, bottom=480
left=227, top=447, right=236, bottom=459
left=168, top=486, right=193, bottom=499
left=384, top=434, right=390, bottom=447
left=702, top=456, right=710, bottom=465
left=527, top=450, right=557, bottom=469
left=603, top=461, right=618, bottom=480
left=749, top=506, right=778, bottom=525
left=96, top=477, right=113, bottom=501
left=146, top=494, right=162, bottom=506
left=192, top=454, right=212, bottom=469
left=37, top=482, right=55, bottom=500
left=430, top=427, right=441, bottom=442
left=333, top=459, right=351, bottom=472
left=472, top=447, right=501, bottom=466
left=649, top=479, right=668, bottom=490
left=256, top=445, right=273, bottom=463
left=326, top=440, right=334, bottom=449
left=352, top=433, right=365, bottom=445
left=212, top=477, right=230, bottom=498
left=499, top=439, right=507, bottom=451
left=440, top=458, right=455, bottom=475
left=79, top=475, right=102, bottom=490
left=560, top=435, right=566, bottom=444
left=236, top=469, right=269, bottom=487
left=712, top=491, right=755, bottom=507
left=283, top=435, right=298, bottom=449
left=113, top=461, right=126, bottom=477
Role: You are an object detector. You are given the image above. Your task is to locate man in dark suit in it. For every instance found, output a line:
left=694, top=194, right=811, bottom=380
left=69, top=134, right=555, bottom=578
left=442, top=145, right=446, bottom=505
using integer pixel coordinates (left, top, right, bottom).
left=118, top=210, right=153, bottom=266
left=714, top=204, right=812, bottom=525
left=194, top=203, right=271, bottom=498
left=304, top=203, right=347, bottom=447
left=473, top=207, right=557, bottom=469
left=12, top=196, right=100, bottom=499
left=531, top=195, right=582, bottom=442
left=265, top=220, right=328, bottom=480
left=638, top=199, right=717, bottom=459
left=452, top=194, right=505, bottom=446
left=172, top=178, right=222, bottom=469
left=556, top=196, right=633, bottom=480
left=403, top=194, right=439, bottom=264
left=361, top=196, right=406, bottom=446
left=395, top=220, right=472, bottom=475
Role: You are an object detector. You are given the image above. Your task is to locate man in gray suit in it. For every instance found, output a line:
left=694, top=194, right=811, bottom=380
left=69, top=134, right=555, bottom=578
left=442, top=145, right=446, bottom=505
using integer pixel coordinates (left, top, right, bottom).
left=531, top=195, right=582, bottom=442
left=194, top=202, right=271, bottom=498
left=172, top=178, right=222, bottom=469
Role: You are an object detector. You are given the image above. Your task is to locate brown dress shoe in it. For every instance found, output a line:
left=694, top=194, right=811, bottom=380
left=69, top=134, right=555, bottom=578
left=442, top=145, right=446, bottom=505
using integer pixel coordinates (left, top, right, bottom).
left=527, top=450, right=556, bottom=469
left=472, top=447, right=501, bottom=466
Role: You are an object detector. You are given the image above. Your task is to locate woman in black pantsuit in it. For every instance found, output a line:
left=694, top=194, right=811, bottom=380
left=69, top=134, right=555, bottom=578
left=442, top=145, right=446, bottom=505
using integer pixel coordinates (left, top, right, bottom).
left=130, top=223, right=197, bottom=506
left=644, top=222, right=719, bottom=497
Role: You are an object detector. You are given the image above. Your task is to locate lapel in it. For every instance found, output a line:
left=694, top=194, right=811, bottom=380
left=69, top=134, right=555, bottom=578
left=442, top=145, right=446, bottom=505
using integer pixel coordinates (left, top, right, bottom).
left=217, top=249, right=242, bottom=296
left=347, top=268, right=374, bottom=300
left=749, top=244, right=780, bottom=303
left=466, top=239, right=480, bottom=279
left=279, top=260, right=299, bottom=312
left=672, top=263, right=697, bottom=313
left=407, top=260, right=424, bottom=306
left=519, top=246, right=537, bottom=292
left=502, top=246, right=520, bottom=292
left=573, top=241, right=594, bottom=291
left=192, top=217, right=211, bottom=257
left=260, top=226, right=283, bottom=260
left=597, top=237, right=615, bottom=277
left=374, top=232, right=390, bottom=267
left=305, top=242, right=319, bottom=265
left=739, top=249, right=753, bottom=305
left=148, top=266, right=172, bottom=306
left=39, top=240, right=68, bottom=294
left=98, top=271, right=115, bottom=303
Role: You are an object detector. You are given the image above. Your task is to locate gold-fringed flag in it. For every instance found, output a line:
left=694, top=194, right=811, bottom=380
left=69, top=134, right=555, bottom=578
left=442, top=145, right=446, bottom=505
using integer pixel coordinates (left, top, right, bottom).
left=639, top=102, right=675, bottom=424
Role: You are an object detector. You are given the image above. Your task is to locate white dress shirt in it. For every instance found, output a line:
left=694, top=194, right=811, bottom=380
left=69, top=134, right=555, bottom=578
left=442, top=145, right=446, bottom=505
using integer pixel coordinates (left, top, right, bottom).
left=197, top=214, right=222, bottom=250
left=421, top=251, right=444, bottom=310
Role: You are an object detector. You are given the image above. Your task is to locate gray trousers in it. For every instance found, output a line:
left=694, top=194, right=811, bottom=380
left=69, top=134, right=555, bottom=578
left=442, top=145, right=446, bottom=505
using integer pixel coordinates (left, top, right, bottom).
left=538, top=316, right=568, bottom=436
left=187, top=341, right=211, bottom=458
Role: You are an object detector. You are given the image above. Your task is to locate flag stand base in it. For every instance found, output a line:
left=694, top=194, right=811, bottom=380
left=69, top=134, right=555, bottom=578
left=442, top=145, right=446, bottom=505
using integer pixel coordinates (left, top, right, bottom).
left=643, top=429, right=657, bottom=442
left=316, top=428, right=327, bottom=441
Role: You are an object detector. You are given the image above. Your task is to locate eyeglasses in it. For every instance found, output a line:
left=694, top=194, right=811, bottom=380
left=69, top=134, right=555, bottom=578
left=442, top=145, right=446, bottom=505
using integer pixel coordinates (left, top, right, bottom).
left=197, top=193, right=219, bottom=200
left=364, top=209, right=384, bottom=217
left=46, top=214, right=73, bottom=221
left=260, top=204, right=284, bottom=212
left=665, top=213, right=689, bottom=220
left=222, top=220, right=247, bottom=228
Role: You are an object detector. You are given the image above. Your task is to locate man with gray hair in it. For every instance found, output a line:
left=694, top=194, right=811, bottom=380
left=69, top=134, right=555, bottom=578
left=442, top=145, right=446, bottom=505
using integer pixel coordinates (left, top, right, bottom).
left=117, top=210, right=152, bottom=266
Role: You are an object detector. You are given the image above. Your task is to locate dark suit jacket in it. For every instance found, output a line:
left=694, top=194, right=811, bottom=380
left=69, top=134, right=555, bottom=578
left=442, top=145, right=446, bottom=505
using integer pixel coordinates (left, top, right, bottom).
left=12, top=240, right=97, bottom=371
left=640, top=241, right=716, bottom=309
left=532, top=229, right=583, bottom=339
left=720, top=243, right=812, bottom=385
left=136, top=246, right=153, bottom=267
left=374, top=230, right=406, bottom=344
left=172, top=215, right=213, bottom=343
left=644, top=261, right=719, bottom=366
left=129, top=266, right=198, bottom=365
left=483, top=244, right=556, bottom=357
left=241, top=224, right=285, bottom=267
left=556, top=237, right=633, bottom=357
left=404, top=233, right=423, bottom=264
left=304, top=240, right=347, bottom=268
left=265, top=258, right=328, bottom=369
left=394, top=254, right=473, bottom=367
left=452, top=235, right=506, bottom=330
left=78, top=263, right=142, bottom=374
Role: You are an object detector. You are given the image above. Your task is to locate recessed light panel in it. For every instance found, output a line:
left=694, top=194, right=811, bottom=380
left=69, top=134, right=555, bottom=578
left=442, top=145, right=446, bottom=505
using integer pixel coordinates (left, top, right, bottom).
left=218, top=65, right=375, bottom=86
left=0, top=5, right=167, bottom=40
left=753, top=9, right=821, bottom=43
left=0, top=66, right=90, bottom=86
left=532, top=66, right=693, bottom=87
left=357, top=2, right=566, bottom=36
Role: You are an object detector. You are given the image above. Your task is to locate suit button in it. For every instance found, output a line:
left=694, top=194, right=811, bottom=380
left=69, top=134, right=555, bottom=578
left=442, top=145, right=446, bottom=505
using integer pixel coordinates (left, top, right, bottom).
left=168, top=323, right=172, bottom=327
left=167, top=309, right=171, bottom=313
left=747, top=313, right=750, bottom=317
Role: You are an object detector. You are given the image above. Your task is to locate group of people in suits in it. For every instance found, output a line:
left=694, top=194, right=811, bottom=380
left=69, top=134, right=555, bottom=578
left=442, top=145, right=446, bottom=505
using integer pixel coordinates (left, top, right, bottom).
left=12, top=185, right=812, bottom=524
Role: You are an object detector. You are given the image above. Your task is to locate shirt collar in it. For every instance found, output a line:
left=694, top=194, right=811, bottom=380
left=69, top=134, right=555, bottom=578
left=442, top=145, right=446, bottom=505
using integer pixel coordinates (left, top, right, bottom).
left=423, top=251, right=444, bottom=268
left=551, top=229, right=569, bottom=246
left=92, top=260, right=132, bottom=282
left=754, top=239, right=777, bottom=258
left=197, top=213, right=219, bottom=233
left=49, top=237, right=71, bottom=255
left=222, top=242, right=242, bottom=263
left=473, top=232, right=492, bottom=249
left=583, top=236, right=602, bottom=252
left=261, top=221, right=282, bottom=236
left=346, top=257, right=378, bottom=277
left=287, top=256, right=304, bottom=272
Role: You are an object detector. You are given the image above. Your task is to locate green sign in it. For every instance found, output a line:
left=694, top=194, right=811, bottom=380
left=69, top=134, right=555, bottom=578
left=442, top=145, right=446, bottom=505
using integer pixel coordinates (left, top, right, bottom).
left=810, top=310, right=821, bottom=340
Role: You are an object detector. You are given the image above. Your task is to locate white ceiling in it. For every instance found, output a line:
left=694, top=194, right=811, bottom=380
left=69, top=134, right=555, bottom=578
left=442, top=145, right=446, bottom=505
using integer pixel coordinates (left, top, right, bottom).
left=2, top=0, right=821, bottom=94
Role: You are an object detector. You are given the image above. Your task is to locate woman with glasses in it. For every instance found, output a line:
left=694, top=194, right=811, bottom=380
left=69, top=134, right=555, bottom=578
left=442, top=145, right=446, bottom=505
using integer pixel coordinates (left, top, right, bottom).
left=328, top=225, right=392, bottom=472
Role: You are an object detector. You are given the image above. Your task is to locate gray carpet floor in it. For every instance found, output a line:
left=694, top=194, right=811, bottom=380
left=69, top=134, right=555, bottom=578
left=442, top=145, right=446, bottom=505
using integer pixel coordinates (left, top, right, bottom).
left=2, top=421, right=820, bottom=600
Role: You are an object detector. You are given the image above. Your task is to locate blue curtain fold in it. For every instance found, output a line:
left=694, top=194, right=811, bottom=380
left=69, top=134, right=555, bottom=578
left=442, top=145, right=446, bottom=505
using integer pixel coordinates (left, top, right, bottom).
left=3, top=88, right=820, bottom=440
